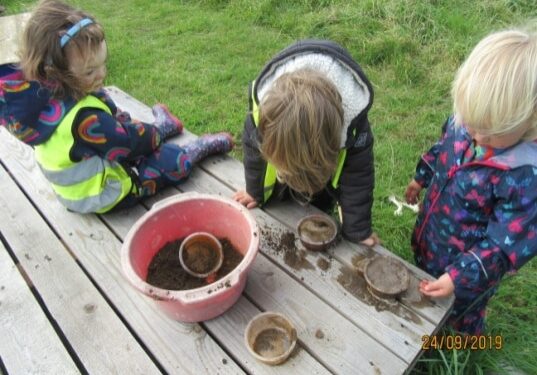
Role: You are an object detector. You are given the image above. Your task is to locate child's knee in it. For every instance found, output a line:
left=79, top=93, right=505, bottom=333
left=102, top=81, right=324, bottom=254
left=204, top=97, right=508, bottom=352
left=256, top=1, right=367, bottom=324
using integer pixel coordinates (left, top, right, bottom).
left=163, top=153, right=192, bottom=182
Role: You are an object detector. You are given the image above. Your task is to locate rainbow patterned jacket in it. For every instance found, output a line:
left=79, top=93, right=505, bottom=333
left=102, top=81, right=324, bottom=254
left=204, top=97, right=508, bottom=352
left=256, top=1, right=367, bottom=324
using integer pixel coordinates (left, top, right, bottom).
left=0, top=66, right=161, bottom=166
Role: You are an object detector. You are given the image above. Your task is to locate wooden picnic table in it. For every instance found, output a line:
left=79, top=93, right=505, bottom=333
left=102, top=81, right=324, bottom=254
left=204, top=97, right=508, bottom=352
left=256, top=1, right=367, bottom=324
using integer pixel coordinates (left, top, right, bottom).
left=0, top=13, right=31, bottom=65
left=0, top=86, right=453, bottom=374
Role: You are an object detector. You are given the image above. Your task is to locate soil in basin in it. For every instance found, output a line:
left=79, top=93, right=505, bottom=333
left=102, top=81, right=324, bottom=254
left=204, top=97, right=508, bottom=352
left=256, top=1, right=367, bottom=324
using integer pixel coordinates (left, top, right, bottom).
left=146, top=237, right=243, bottom=290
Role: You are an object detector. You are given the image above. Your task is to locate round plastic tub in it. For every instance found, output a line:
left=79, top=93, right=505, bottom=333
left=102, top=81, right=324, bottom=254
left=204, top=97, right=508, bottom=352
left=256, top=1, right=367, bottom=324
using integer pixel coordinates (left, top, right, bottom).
left=121, top=192, right=259, bottom=322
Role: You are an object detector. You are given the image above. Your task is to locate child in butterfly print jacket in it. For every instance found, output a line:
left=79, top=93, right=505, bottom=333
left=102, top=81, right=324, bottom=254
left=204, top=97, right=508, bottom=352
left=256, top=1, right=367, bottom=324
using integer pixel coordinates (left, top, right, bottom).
left=405, top=28, right=537, bottom=335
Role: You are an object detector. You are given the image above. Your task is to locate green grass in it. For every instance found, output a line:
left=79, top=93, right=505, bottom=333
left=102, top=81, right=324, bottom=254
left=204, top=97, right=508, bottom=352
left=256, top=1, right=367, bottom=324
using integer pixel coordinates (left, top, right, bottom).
left=3, top=0, right=537, bottom=373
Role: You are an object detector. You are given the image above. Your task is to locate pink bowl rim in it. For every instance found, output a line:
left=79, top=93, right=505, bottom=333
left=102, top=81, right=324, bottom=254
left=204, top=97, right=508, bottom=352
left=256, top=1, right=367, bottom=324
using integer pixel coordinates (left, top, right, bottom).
left=120, top=192, right=259, bottom=304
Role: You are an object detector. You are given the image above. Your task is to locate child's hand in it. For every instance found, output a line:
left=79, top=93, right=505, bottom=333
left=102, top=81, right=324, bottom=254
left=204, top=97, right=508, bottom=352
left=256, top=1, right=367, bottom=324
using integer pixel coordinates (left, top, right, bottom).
left=360, top=232, right=380, bottom=247
left=419, top=273, right=454, bottom=298
left=405, top=179, right=422, bottom=204
left=115, top=110, right=132, bottom=123
left=233, top=190, right=258, bottom=209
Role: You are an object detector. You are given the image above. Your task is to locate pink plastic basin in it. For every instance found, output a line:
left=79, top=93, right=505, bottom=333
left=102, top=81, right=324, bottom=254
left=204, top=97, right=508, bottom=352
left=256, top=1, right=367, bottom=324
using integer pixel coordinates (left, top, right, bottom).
left=121, top=192, right=259, bottom=322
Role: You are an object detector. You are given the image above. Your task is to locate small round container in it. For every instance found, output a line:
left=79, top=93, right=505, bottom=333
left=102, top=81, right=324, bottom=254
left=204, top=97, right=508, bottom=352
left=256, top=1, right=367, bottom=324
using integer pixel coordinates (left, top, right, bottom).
left=244, top=312, right=297, bottom=366
left=364, top=256, right=409, bottom=298
left=179, top=232, right=223, bottom=278
left=297, top=214, right=338, bottom=252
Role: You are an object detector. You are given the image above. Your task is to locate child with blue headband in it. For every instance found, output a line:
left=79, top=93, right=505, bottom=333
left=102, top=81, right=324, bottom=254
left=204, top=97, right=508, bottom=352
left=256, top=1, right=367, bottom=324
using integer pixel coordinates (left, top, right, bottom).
left=0, top=0, right=233, bottom=213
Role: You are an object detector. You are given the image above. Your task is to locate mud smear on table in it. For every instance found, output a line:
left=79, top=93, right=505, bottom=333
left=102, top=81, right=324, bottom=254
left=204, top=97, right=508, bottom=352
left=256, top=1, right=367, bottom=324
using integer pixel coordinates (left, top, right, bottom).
left=336, top=255, right=423, bottom=324
left=316, top=258, right=331, bottom=271
left=261, top=227, right=315, bottom=271
left=146, top=237, right=243, bottom=290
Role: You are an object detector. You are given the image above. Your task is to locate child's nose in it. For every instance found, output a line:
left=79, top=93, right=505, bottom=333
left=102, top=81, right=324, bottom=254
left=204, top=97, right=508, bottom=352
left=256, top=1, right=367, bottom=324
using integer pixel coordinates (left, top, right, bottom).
left=96, top=66, right=107, bottom=80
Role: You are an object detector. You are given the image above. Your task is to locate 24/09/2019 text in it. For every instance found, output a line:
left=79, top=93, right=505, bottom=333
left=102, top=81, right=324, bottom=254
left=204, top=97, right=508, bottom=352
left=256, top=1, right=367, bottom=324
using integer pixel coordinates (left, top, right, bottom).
left=421, top=335, right=503, bottom=350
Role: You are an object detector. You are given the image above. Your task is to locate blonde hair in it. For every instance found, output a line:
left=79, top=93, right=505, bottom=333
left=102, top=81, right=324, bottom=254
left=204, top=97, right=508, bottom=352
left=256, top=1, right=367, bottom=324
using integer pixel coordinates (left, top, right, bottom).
left=19, top=0, right=104, bottom=100
left=452, top=28, right=537, bottom=140
left=259, top=69, right=343, bottom=197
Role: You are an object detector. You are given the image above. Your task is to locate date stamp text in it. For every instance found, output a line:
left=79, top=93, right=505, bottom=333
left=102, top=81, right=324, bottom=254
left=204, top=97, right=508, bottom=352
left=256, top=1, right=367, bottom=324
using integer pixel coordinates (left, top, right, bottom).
left=421, top=335, right=503, bottom=350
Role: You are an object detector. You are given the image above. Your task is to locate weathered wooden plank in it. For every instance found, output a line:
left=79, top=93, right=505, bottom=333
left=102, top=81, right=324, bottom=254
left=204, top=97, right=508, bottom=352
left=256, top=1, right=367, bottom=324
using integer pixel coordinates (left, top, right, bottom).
left=0, top=165, right=161, bottom=374
left=0, top=128, right=244, bottom=375
left=0, top=240, right=79, bottom=375
left=205, top=295, right=332, bottom=375
left=0, top=13, right=31, bottom=65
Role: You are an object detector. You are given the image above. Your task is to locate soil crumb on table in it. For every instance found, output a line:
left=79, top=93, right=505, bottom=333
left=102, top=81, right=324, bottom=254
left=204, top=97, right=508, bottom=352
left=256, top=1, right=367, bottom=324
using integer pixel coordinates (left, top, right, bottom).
left=146, top=237, right=243, bottom=290
left=317, top=258, right=330, bottom=271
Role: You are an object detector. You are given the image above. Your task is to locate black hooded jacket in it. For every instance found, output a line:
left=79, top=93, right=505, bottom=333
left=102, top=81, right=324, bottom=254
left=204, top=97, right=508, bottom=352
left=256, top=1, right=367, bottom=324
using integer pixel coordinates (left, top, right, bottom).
left=242, top=40, right=375, bottom=242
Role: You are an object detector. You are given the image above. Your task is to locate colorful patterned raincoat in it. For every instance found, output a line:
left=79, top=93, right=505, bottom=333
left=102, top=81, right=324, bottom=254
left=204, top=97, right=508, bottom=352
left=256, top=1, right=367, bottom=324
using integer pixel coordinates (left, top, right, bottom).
left=412, top=116, right=537, bottom=334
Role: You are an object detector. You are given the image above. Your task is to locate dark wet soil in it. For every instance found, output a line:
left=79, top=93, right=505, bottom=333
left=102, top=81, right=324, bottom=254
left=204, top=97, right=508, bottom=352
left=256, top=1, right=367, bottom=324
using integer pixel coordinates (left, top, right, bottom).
left=317, top=258, right=330, bottom=271
left=261, top=227, right=315, bottom=270
left=146, top=237, right=243, bottom=290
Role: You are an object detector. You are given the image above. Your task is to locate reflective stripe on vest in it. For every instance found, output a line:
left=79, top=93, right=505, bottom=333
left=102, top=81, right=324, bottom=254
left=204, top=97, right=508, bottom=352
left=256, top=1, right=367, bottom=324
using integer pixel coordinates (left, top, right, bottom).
left=34, top=95, right=132, bottom=213
left=250, top=80, right=346, bottom=203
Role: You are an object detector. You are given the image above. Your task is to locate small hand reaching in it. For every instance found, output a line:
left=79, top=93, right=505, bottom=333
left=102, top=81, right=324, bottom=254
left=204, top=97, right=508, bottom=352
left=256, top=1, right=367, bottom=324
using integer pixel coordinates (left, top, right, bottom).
left=233, top=190, right=258, bottom=209
left=419, top=273, right=455, bottom=298
left=360, top=232, right=380, bottom=247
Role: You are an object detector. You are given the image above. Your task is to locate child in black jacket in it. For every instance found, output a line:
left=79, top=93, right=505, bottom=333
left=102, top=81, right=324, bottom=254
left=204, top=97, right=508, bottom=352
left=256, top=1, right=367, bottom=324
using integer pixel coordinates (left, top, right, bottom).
left=233, top=40, right=378, bottom=245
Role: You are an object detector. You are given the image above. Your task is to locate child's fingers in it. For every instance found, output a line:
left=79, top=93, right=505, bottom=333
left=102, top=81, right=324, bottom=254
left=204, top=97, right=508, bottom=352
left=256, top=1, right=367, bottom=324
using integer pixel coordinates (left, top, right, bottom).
left=233, top=191, right=257, bottom=208
left=419, top=277, right=453, bottom=297
left=246, top=201, right=258, bottom=209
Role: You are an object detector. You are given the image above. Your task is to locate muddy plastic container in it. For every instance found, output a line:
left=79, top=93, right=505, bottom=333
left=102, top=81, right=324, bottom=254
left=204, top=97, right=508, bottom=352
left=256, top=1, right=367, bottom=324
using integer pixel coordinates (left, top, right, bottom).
left=121, top=192, right=259, bottom=322
left=245, top=312, right=297, bottom=365
left=297, top=214, right=338, bottom=251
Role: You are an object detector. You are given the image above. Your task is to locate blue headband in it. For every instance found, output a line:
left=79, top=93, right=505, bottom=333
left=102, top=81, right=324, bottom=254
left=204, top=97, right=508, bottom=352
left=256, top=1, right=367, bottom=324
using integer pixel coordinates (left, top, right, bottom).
left=60, top=18, right=94, bottom=48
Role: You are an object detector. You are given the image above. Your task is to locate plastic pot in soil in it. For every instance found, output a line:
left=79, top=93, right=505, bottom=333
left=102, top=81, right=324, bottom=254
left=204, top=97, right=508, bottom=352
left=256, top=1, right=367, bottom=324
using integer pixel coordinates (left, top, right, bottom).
left=121, top=192, right=259, bottom=322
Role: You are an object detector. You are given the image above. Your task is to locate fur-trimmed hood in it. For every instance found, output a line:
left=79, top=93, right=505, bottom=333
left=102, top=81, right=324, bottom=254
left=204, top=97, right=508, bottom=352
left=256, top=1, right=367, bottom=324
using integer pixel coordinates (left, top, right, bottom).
left=253, top=40, right=373, bottom=148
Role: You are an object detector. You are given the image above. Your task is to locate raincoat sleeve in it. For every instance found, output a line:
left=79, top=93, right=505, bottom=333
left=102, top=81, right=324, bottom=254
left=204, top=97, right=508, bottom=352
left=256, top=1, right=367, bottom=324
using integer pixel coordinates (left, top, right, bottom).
left=71, top=106, right=163, bottom=164
left=338, top=126, right=374, bottom=242
left=414, top=117, right=452, bottom=188
left=445, top=166, right=537, bottom=299
left=242, top=113, right=266, bottom=205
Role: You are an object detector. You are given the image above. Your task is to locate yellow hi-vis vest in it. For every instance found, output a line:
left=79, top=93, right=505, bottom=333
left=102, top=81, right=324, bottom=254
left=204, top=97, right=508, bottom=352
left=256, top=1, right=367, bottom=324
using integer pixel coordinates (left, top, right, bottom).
left=34, top=95, right=133, bottom=213
left=250, top=80, right=347, bottom=203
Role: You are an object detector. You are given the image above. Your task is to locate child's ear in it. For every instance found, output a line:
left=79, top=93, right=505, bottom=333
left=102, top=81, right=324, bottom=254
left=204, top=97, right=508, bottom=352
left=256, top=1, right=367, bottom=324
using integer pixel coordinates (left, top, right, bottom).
left=43, top=63, right=55, bottom=78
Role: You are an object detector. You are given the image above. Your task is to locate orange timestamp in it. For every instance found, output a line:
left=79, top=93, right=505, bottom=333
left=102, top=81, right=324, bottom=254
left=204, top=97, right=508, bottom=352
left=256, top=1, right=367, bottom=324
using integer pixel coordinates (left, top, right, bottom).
left=421, top=334, right=503, bottom=350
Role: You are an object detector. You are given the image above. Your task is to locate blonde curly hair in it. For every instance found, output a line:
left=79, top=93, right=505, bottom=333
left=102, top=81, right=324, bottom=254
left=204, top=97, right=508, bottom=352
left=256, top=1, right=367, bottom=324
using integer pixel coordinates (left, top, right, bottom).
left=452, top=28, right=537, bottom=140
